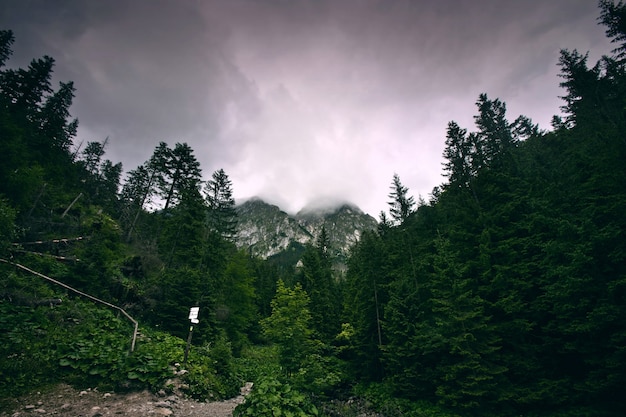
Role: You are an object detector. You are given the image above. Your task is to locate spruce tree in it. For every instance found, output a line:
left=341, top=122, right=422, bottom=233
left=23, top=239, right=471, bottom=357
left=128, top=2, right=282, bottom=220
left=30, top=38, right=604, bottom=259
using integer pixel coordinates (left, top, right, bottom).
left=204, top=168, right=238, bottom=240
left=387, top=173, right=415, bottom=225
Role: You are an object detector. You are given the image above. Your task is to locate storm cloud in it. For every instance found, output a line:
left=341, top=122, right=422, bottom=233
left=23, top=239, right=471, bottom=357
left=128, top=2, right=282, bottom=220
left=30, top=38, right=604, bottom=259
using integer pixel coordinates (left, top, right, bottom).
left=0, top=0, right=612, bottom=215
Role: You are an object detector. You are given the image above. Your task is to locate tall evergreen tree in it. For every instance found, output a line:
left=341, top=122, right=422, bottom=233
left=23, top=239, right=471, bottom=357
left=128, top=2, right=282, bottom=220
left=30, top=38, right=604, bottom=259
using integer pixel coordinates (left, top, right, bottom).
left=599, top=0, right=626, bottom=63
left=157, top=142, right=202, bottom=211
left=204, top=168, right=238, bottom=240
left=261, top=280, right=315, bottom=376
left=297, top=227, right=339, bottom=344
left=343, top=231, right=388, bottom=381
left=220, top=250, right=258, bottom=355
left=387, top=173, right=415, bottom=225
left=0, top=30, right=13, bottom=67
left=77, top=139, right=122, bottom=210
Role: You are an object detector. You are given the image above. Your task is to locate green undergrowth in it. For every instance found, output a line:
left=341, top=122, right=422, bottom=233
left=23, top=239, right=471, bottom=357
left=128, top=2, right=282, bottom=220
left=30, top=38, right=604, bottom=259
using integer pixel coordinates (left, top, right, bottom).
left=234, top=344, right=282, bottom=382
left=0, top=297, right=241, bottom=405
left=353, top=382, right=460, bottom=417
left=234, top=376, right=319, bottom=417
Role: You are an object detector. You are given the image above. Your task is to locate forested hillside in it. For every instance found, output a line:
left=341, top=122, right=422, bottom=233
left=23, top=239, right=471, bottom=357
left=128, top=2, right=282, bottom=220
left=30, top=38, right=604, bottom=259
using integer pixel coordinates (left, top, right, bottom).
left=1, top=1, right=626, bottom=416
left=344, top=2, right=626, bottom=414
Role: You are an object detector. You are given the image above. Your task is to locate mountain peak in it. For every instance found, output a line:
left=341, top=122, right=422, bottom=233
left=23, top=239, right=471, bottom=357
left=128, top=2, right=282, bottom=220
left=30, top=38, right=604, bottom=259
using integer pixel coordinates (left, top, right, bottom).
left=296, top=199, right=361, bottom=219
left=235, top=198, right=377, bottom=267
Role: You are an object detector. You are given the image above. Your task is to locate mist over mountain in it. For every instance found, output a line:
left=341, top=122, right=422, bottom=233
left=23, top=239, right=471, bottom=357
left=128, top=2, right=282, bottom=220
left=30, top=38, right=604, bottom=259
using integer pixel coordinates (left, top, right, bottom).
left=235, top=197, right=377, bottom=270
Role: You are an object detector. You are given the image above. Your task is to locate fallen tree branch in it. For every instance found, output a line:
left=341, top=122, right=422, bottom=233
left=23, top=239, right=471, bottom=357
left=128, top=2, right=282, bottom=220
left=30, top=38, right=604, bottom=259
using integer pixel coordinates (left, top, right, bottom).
left=14, top=236, right=88, bottom=246
left=11, top=249, right=80, bottom=262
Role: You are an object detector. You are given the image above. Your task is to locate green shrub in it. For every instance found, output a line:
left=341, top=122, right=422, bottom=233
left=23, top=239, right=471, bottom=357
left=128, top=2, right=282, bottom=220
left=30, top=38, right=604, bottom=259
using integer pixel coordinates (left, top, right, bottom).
left=234, top=344, right=281, bottom=382
left=1, top=291, right=250, bottom=403
left=353, top=382, right=460, bottom=417
left=234, top=376, right=318, bottom=417
left=182, top=336, right=241, bottom=400
left=57, top=309, right=182, bottom=390
left=292, top=352, right=346, bottom=396
left=0, top=297, right=184, bottom=396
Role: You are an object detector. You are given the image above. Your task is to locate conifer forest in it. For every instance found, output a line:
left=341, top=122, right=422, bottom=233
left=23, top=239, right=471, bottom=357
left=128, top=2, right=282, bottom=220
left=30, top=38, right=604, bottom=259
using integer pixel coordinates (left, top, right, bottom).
left=1, top=2, right=625, bottom=416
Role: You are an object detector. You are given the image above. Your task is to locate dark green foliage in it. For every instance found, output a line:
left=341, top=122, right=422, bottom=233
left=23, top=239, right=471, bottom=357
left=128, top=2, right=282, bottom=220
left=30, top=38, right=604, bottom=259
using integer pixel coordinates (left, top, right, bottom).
left=386, top=173, right=415, bottom=225
left=0, top=296, right=172, bottom=395
left=0, top=29, right=13, bottom=66
left=341, top=5, right=626, bottom=414
left=0, top=198, right=17, bottom=256
left=220, top=251, right=258, bottom=355
left=296, top=228, right=341, bottom=344
left=0, top=32, right=79, bottom=220
left=76, top=139, right=122, bottom=212
left=183, top=335, right=241, bottom=400
left=342, top=231, right=388, bottom=381
left=205, top=168, right=238, bottom=240
left=0, top=257, right=242, bottom=401
left=261, top=280, right=315, bottom=376
left=599, top=0, right=626, bottom=62
left=154, top=142, right=202, bottom=211
left=353, top=382, right=460, bottom=417
left=251, top=256, right=282, bottom=319
left=3, top=3, right=626, bottom=414
left=385, top=236, right=505, bottom=409
left=234, top=376, right=318, bottom=417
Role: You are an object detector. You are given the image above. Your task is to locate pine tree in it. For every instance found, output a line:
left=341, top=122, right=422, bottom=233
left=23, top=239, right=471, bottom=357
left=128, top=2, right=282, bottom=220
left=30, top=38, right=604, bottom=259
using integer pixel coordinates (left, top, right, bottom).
left=599, top=0, right=626, bottom=63
left=0, top=30, right=13, bottom=67
left=343, top=231, right=388, bottom=381
left=297, top=227, right=339, bottom=344
left=77, top=139, right=122, bottom=210
left=204, top=169, right=238, bottom=240
left=387, top=173, right=415, bottom=225
left=158, top=142, right=202, bottom=211
left=220, top=251, right=258, bottom=355
left=261, top=280, right=315, bottom=375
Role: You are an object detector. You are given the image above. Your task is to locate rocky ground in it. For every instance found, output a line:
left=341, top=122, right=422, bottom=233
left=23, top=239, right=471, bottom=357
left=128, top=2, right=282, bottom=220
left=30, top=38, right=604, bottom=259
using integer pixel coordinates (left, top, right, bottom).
left=0, top=382, right=254, bottom=417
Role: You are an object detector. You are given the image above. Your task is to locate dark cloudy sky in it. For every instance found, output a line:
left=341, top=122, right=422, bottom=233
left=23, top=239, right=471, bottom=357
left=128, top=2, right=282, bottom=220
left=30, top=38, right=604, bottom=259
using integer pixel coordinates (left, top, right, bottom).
left=0, top=0, right=613, bottom=216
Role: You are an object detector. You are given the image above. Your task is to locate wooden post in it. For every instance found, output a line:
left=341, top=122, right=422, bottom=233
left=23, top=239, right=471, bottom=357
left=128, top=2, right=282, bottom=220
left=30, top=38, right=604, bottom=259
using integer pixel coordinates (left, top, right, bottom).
left=183, top=325, right=194, bottom=367
left=183, top=307, right=199, bottom=367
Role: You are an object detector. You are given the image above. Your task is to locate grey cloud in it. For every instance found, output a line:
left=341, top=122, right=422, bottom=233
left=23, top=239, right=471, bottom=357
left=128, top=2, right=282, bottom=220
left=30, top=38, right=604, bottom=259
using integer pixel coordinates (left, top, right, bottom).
left=0, top=0, right=614, bottom=216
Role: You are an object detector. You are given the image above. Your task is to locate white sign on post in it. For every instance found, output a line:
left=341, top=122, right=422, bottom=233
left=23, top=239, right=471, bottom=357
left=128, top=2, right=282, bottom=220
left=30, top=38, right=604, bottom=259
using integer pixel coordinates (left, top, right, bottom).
left=189, top=307, right=199, bottom=324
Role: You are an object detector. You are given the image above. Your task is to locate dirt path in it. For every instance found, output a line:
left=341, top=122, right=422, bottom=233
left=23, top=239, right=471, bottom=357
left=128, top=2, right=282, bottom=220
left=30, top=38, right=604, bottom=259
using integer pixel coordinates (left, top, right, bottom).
left=0, top=382, right=253, bottom=417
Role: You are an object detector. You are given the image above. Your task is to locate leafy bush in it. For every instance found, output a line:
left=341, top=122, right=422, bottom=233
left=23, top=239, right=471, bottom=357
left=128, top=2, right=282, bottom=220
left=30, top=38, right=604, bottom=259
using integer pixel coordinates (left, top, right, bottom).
left=182, top=335, right=241, bottom=400
left=292, top=352, right=346, bottom=396
left=234, top=344, right=281, bottom=382
left=0, top=302, right=63, bottom=396
left=234, top=376, right=318, bottom=417
left=1, top=297, right=181, bottom=396
left=57, top=306, right=181, bottom=390
left=353, top=382, right=460, bottom=417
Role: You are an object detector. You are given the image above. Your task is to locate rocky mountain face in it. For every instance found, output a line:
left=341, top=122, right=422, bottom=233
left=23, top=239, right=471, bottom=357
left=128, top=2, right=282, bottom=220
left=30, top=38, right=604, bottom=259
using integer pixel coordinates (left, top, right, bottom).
left=234, top=198, right=378, bottom=270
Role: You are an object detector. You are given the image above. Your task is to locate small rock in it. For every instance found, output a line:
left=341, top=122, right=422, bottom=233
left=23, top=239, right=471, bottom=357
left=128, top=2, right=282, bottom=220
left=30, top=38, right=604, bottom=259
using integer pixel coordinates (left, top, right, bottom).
left=36, top=401, right=43, bottom=406
left=24, top=405, right=36, bottom=410
left=91, top=406, right=101, bottom=411
left=61, top=403, right=71, bottom=409
left=103, top=392, right=112, bottom=399
left=33, top=409, right=46, bottom=414
left=155, top=401, right=171, bottom=408
left=79, top=390, right=89, bottom=396
left=157, top=389, right=166, bottom=397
